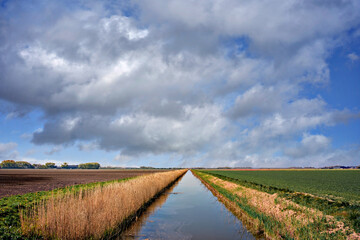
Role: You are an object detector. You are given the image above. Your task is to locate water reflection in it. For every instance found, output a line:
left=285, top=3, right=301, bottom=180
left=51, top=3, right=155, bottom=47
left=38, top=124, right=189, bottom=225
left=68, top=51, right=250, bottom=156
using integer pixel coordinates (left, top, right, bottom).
left=119, top=171, right=255, bottom=240
left=119, top=175, right=185, bottom=239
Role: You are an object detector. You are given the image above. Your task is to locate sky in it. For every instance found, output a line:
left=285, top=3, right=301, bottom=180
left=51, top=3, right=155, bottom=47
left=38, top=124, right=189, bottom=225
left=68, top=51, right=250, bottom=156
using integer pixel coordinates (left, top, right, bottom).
left=0, top=0, right=359, bottom=168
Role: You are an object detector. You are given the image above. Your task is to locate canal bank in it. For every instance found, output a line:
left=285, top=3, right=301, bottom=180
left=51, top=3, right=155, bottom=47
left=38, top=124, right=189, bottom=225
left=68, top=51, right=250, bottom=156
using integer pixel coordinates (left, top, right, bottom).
left=120, top=171, right=255, bottom=239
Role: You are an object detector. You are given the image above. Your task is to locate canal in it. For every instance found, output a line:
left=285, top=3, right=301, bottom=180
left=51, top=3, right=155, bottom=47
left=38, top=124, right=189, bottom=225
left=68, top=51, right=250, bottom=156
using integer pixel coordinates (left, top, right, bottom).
left=120, top=170, right=255, bottom=239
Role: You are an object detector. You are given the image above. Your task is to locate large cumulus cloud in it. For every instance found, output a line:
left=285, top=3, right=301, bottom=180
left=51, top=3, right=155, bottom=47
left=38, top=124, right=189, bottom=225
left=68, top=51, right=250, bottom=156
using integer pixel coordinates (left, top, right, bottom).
left=1, top=0, right=359, bottom=166
left=32, top=104, right=228, bottom=156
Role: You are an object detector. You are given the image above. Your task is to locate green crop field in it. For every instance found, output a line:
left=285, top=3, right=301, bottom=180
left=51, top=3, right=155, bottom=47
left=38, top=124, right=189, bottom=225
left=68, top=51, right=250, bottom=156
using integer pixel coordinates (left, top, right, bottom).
left=203, top=170, right=360, bottom=202
left=201, top=169, right=360, bottom=234
left=196, top=169, right=360, bottom=237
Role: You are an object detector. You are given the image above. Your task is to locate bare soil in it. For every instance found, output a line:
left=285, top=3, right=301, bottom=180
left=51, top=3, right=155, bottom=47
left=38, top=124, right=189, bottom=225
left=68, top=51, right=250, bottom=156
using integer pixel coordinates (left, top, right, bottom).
left=0, top=169, right=165, bottom=198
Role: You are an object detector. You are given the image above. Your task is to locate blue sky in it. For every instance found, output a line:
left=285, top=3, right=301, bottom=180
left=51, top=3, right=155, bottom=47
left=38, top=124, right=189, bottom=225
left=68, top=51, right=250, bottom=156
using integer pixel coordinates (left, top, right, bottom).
left=0, top=0, right=359, bottom=168
left=321, top=42, right=360, bottom=148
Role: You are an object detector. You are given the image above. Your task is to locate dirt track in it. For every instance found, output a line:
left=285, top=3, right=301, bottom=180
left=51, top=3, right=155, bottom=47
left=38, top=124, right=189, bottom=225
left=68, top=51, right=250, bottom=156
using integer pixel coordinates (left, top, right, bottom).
left=0, top=169, right=165, bottom=198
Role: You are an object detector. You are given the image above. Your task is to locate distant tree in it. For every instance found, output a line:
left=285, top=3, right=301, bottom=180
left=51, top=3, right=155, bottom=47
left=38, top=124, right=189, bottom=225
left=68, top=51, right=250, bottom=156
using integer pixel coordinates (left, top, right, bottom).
left=0, top=160, right=17, bottom=168
left=357, top=165, right=360, bottom=169
left=78, top=162, right=100, bottom=169
left=45, top=162, right=56, bottom=168
left=33, top=164, right=47, bottom=169
left=61, top=162, right=69, bottom=169
left=140, top=166, right=154, bottom=169
left=16, top=161, right=34, bottom=169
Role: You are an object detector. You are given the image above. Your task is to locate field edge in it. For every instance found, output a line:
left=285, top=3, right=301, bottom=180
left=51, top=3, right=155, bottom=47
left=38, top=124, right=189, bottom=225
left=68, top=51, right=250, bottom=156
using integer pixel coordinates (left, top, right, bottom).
left=193, top=170, right=360, bottom=240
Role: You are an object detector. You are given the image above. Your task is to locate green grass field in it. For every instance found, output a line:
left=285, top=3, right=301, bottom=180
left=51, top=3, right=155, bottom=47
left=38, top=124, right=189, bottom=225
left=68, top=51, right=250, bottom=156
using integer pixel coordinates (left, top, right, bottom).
left=202, top=169, right=360, bottom=233
left=195, top=170, right=360, bottom=238
left=203, top=170, right=360, bottom=202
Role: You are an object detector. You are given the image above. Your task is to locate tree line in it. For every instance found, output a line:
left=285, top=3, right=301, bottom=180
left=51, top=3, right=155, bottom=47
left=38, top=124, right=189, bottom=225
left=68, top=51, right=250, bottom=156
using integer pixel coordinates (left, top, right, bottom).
left=0, top=160, right=100, bottom=169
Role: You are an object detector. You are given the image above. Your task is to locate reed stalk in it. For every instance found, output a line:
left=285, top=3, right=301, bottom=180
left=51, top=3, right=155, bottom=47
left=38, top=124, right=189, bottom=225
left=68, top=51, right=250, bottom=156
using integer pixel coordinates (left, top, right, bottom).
left=21, top=169, right=187, bottom=239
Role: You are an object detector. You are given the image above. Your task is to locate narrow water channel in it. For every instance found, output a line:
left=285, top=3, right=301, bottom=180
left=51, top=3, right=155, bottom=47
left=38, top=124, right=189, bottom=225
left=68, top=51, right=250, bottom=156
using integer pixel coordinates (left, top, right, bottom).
left=120, top=171, right=255, bottom=240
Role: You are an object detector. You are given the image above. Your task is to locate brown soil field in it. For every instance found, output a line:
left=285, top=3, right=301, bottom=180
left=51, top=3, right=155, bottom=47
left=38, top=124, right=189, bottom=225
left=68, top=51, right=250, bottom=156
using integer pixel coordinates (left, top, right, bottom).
left=0, top=169, right=166, bottom=198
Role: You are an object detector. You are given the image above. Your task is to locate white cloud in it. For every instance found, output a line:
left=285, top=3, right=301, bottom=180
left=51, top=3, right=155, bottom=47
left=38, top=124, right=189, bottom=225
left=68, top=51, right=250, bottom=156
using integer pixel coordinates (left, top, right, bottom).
left=0, top=142, right=19, bottom=160
left=101, top=15, right=149, bottom=41
left=284, top=134, right=331, bottom=158
left=33, top=104, right=228, bottom=156
left=0, top=142, right=17, bottom=151
left=20, top=133, right=32, bottom=140
left=113, top=153, right=135, bottom=165
left=348, top=52, right=359, bottom=61
left=25, top=149, right=37, bottom=156
left=138, top=0, right=360, bottom=55
left=44, top=145, right=63, bottom=155
left=246, top=102, right=356, bottom=148
left=77, top=142, right=99, bottom=151
left=0, top=0, right=359, bottom=167
left=228, top=84, right=285, bottom=118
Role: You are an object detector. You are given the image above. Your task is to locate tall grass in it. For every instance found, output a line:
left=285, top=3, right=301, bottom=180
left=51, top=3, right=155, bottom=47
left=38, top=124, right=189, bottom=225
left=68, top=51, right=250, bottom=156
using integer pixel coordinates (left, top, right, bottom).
left=21, top=169, right=187, bottom=239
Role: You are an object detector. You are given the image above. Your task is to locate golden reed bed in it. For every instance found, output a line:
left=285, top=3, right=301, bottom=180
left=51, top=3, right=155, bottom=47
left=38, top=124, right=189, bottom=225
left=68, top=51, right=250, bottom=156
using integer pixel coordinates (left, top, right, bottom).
left=21, top=169, right=187, bottom=239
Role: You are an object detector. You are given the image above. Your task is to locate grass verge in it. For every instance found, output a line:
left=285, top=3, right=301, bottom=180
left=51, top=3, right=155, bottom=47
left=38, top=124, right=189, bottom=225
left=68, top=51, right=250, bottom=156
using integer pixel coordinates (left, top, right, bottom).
left=202, top=170, right=360, bottom=234
left=193, top=170, right=359, bottom=239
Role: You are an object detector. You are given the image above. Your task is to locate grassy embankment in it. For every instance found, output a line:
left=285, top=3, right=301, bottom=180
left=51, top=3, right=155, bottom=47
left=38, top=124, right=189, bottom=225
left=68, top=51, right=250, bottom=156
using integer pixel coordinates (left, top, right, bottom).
left=20, top=169, right=187, bottom=239
left=193, top=169, right=360, bottom=239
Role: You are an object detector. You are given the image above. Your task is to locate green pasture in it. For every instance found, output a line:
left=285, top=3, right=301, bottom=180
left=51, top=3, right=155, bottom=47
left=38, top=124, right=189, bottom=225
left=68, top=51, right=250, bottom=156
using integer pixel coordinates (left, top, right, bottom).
left=202, top=169, right=360, bottom=233
left=203, top=170, right=360, bottom=202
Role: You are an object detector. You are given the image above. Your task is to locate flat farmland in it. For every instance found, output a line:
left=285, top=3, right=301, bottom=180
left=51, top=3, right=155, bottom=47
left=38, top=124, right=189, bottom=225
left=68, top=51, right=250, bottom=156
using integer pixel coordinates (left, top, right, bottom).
left=203, top=169, right=360, bottom=202
left=0, top=169, right=166, bottom=198
left=196, top=169, right=360, bottom=238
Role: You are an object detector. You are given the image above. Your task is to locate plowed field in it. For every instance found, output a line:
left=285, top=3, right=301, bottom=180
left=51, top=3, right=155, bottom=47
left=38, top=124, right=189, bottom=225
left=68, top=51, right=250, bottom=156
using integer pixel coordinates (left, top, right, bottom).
left=0, top=169, right=165, bottom=198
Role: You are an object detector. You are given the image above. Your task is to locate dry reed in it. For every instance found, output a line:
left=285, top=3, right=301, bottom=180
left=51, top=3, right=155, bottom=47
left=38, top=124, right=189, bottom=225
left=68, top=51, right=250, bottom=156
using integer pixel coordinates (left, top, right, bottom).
left=21, top=169, right=187, bottom=239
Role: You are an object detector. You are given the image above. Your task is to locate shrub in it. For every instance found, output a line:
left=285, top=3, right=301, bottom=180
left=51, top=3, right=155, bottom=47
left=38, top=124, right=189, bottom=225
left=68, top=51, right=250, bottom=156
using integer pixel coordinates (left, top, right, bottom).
left=33, top=164, right=47, bottom=169
left=0, top=160, right=18, bottom=168
left=78, top=162, right=100, bottom=169
left=15, top=161, right=34, bottom=169
left=61, top=162, right=69, bottom=168
left=140, top=166, right=155, bottom=169
left=45, top=162, right=56, bottom=168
